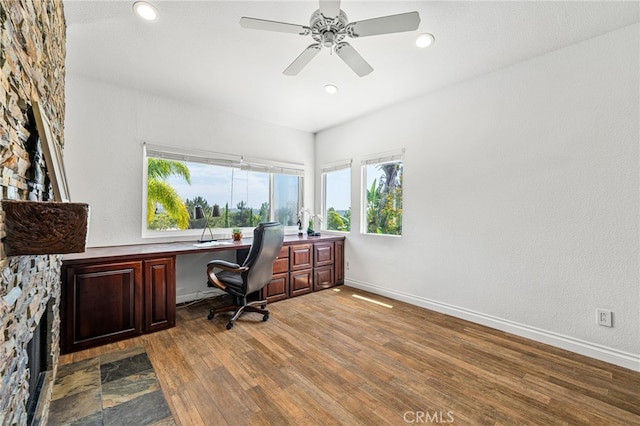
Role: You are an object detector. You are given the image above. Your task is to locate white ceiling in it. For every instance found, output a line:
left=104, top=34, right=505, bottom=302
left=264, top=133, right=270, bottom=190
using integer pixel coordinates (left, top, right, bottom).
left=63, top=1, right=639, bottom=133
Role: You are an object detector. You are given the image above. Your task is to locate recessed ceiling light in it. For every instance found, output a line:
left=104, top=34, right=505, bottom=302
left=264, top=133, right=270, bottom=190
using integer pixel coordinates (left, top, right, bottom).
left=324, top=84, right=338, bottom=94
left=133, top=1, right=158, bottom=22
left=415, top=33, right=435, bottom=48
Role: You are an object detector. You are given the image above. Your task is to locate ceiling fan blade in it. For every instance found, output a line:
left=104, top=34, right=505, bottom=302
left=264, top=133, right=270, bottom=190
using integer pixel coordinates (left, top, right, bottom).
left=335, top=42, right=373, bottom=77
left=319, top=0, right=341, bottom=18
left=240, top=17, right=309, bottom=35
left=283, top=44, right=322, bottom=76
left=348, top=11, right=420, bottom=38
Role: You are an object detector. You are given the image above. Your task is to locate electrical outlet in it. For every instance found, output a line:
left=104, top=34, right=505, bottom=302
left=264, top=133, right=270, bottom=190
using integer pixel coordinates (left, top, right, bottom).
left=346, top=260, right=350, bottom=270
left=596, top=309, right=613, bottom=327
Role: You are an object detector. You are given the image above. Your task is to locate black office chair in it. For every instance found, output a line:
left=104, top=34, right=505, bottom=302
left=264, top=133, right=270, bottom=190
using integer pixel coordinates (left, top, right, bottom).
left=206, top=222, right=284, bottom=329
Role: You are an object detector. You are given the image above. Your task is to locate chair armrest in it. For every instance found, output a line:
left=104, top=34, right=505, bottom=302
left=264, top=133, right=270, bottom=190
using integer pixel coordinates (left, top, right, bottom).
left=206, top=259, right=248, bottom=272
left=206, top=260, right=249, bottom=291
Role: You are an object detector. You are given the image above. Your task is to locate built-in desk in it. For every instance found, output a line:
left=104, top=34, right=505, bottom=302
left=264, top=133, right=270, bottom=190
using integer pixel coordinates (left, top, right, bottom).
left=61, top=234, right=344, bottom=353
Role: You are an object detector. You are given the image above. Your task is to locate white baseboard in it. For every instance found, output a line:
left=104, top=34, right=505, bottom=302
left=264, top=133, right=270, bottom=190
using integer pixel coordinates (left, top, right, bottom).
left=345, top=278, right=640, bottom=372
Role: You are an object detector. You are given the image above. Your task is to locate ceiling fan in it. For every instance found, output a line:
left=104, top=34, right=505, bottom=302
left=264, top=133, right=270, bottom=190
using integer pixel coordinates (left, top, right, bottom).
left=240, top=0, right=421, bottom=77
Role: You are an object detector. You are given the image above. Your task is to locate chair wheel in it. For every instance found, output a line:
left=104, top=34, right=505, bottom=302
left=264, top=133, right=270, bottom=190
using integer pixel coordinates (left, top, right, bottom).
left=207, top=312, right=215, bottom=320
left=226, top=322, right=234, bottom=330
left=261, top=304, right=267, bottom=309
left=262, top=314, right=269, bottom=322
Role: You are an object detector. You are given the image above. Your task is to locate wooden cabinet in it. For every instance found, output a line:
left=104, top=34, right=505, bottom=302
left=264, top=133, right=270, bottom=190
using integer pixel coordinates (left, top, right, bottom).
left=143, top=257, right=176, bottom=333
left=62, top=261, right=143, bottom=353
left=262, top=238, right=345, bottom=302
left=263, top=246, right=290, bottom=303
left=61, top=256, right=176, bottom=354
left=289, top=243, right=313, bottom=297
left=61, top=235, right=344, bottom=352
left=313, top=242, right=335, bottom=291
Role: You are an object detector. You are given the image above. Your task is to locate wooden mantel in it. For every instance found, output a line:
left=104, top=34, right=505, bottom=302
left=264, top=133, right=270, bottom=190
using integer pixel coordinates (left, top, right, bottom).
left=2, top=200, right=89, bottom=256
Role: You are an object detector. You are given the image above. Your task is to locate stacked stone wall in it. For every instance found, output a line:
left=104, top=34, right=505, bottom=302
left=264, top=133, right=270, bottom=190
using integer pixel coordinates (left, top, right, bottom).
left=0, top=0, right=66, bottom=424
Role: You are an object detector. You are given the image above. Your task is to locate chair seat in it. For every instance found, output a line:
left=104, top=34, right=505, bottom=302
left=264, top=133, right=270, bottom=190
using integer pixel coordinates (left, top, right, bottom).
left=216, top=270, right=244, bottom=292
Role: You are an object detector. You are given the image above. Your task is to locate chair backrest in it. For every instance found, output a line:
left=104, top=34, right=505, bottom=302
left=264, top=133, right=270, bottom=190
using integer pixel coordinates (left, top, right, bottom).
left=242, top=222, right=284, bottom=295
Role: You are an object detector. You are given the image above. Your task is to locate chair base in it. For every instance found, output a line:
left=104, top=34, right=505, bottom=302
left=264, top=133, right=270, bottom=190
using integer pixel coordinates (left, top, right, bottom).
left=207, top=296, right=269, bottom=329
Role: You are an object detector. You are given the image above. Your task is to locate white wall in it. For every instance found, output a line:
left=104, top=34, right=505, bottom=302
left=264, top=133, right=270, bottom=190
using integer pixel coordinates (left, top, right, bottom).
left=316, top=24, right=640, bottom=370
left=64, top=76, right=315, bottom=300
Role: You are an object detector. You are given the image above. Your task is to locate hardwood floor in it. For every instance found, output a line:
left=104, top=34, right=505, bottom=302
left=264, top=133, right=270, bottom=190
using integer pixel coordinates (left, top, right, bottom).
left=59, top=286, right=640, bottom=425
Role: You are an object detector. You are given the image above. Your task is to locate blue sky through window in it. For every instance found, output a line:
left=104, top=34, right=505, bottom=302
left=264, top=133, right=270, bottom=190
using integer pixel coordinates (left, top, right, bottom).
left=325, top=168, right=351, bottom=212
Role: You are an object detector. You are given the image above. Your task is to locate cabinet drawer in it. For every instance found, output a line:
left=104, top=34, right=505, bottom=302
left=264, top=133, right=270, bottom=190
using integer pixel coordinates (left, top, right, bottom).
left=278, top=245, right=289, bottom=259
left=265, top=273, right=289, bottom=303
left=314, top=242, right=334, bottom=267
left=272, top=257, right=289, bottom=274
left=290, top=269, right=313, bottom=297
left=314, top=265, right=334, bottom=291
left=290, top=243, right=313, bottom=271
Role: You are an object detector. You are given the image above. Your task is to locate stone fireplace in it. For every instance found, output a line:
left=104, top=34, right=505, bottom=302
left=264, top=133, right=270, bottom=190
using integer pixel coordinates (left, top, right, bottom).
left=0, top=260, right=61, bottom=424
left=0, top=0, right=68, bottom=424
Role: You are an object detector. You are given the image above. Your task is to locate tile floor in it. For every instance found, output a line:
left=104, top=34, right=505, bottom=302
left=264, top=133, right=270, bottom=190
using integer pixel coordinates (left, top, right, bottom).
left=47, top=346, right=174, bottom=425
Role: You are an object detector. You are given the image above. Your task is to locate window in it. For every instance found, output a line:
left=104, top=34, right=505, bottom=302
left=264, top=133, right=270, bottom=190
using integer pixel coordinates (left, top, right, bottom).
left=143, top=144, right=303, bottom=236
left=362, top=151, right=403, bottom=236
left=273, top=174, right=301, bottom=227
left=321, top=160, right=351, bottom=232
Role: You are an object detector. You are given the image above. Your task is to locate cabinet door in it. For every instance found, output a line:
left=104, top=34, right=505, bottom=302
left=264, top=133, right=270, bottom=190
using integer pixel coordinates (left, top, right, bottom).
left=264, top=272, right=289, bottom=303
left=290, top=243, right=313, bottom=271
left=314, top=242, right=334, bottom=267
left=144, top=257, right=176, bottom=333
left=62, top=261, right=143, bottom=353
left=335, top=239, right=344, bottom=284
left=290, top=269, right=313, bottom=297
left=314, top=265, right=335, bottom=291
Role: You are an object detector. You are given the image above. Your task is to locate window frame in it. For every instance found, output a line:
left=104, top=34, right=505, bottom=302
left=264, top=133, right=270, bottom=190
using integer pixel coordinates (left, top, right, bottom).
left=142, top=143, right=304, bottom=239
left=360, top=149, right=404, bottom=237
left=320, top=159, right=352, bottom=233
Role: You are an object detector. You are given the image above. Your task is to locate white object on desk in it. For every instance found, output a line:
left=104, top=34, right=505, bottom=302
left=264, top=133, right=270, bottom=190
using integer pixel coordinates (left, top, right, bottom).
left=193, top=241, right=234, bottom=248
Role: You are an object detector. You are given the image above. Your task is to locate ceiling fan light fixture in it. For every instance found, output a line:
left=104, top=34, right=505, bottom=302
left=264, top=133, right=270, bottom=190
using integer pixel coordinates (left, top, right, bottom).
left=324, top=84, right=339, bottom=94
left=133, top=1, right=159, bottom=22
left=416, top=33, right=435, bottom=48
left=240, top=2, right=420, bottom=77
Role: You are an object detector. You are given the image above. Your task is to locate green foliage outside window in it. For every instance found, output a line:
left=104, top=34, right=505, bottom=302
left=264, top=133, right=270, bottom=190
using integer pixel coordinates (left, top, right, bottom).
left=183, top=200, right=269, bottom=229
left=146, top=153, right=300, bottom=233
left=326, top=207, right=351, bottom=232
left=147, top=158, right=191, bottom=230
left=323, top=166, right=351, bottom=232
left=366, top=162, right=403, bottom=235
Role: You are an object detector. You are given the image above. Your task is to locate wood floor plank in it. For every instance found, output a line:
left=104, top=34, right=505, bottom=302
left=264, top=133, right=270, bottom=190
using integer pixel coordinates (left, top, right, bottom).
left=59, top=286, right=640, bottom=425
left=169, top=391, right=205, bottom=426
left=284, top=382, right=349, bottom=426
left=181, top=379, right=229, bottom=425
